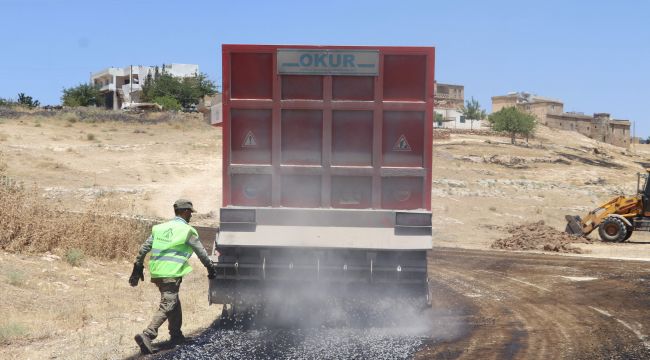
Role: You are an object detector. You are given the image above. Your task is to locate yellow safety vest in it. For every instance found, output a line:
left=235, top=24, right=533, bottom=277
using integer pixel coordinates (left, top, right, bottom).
left=149, top=218, right=197, bottom=278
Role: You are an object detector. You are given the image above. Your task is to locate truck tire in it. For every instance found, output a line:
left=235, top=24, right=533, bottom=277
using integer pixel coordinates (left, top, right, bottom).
left=598, top=217, right=628, bottom=242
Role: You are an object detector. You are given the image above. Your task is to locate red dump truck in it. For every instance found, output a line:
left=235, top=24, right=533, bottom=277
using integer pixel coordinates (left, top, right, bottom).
left=209, top=44, right=435, bottom=314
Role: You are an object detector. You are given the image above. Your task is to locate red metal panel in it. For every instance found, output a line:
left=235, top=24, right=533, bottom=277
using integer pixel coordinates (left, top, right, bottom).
left=281, top=109, right=323, bottom=165
left=231, top=174, right=272, bottom=206
left=222, top=44, right=434, bottom=211
left=230, top=109, right=272, bottom=164
left=331, top=176, right=372, bottom=209
left=383, top=55, right=427, bottom=101
left=281, top=175, right=321, bottom=207
left=331, top=110, right=373, bottom=166
left=231, top=53, right=273, bottom=99
left=381, top=176, right=423, bottom=210
left=381, top=111, right=425, bottom=167
left=332, top=76, right=374, bottom=100
left=281, top=75, right=323, bottom=100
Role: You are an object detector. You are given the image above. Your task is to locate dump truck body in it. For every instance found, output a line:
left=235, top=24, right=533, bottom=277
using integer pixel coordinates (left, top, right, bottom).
left=210, top=44, right=435, bottom=307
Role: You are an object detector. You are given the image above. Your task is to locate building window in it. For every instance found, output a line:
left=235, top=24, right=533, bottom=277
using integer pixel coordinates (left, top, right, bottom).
left=460, top=116, right=466, bottom=123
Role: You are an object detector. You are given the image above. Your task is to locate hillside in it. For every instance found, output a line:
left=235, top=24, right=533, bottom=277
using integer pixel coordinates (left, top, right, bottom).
left=2, top=109, right=650, bottom=259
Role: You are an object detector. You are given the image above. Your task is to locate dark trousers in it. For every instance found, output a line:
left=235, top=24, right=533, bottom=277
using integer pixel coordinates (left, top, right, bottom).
left=143, top=278, right=183, bottom=339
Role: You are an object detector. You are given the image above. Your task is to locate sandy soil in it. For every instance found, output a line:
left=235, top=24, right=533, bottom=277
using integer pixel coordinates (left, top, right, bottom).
left=0, top=252, right=220, bottom=359
left=0, top=114, right=221, bottom=224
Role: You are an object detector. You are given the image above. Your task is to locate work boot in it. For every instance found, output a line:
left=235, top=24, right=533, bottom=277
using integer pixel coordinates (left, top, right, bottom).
left=134, top=333, right=154, bottom=354
left=170, top=334, right=194, bottom=346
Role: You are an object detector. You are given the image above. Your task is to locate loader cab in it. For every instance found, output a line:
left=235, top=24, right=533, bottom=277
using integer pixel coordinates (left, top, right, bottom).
left=638, top=170, right=650, bottom=213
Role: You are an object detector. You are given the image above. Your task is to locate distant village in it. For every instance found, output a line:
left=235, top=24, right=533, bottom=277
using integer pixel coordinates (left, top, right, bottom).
left=83, top=63, right=631, bottom=149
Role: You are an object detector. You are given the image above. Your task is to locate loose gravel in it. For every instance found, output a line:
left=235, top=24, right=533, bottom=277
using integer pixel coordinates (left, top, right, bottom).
left=156, top=327, right=427, bottom=360
left=155, top=297, right=442, bottom=360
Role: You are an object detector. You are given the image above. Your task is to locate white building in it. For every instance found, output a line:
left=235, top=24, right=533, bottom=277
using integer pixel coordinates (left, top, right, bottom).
left=434, top=108, right=485, bottom=130
left=90, top=64, right=199, bottom=110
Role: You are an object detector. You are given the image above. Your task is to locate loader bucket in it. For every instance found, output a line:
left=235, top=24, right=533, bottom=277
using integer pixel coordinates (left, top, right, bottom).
left=565, top=215, right=584, bottom=235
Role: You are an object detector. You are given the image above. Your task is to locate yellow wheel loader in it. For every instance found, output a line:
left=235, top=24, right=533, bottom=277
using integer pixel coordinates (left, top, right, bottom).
left=565, top=170, right=650, bottom=242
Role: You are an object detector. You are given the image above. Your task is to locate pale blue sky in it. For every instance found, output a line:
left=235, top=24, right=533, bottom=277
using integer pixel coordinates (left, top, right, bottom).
left=1, top=0, right=648, bottom=135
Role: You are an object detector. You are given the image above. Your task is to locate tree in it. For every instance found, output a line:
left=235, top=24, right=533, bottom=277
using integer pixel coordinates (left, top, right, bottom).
left=61, top=84, right=104, bottom=107
left=152, top=96, right=181, bottom=111
left=16, top=93, right=40, bottom=108
left=488, top=106, right=536, bottom=144
left=141, top=72, right=216, bottom=109
left=461, top=97, right=486, bottom=130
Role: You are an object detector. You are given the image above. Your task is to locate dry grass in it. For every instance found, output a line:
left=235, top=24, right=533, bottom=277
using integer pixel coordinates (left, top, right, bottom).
left=0, top=182, right=150, bottom=260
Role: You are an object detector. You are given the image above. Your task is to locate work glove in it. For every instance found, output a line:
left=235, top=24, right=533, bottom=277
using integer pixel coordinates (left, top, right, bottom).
left=207, top=263, right=216, bottom=280
left=129, top=262, right=145, bottom=287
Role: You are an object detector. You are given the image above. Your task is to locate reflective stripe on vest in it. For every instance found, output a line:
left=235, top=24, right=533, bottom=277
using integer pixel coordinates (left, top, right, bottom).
left=149, top=218, right=197, bottom=278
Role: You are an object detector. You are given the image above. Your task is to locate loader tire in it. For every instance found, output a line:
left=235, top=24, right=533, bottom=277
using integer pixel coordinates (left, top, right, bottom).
left=598, top=217, right=628, bottom=242
left=624, top=227, right=633, bottom=241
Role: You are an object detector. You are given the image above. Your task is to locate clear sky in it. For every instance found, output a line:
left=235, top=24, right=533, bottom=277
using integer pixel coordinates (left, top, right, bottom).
left=1, top=0, right=648, bottom=136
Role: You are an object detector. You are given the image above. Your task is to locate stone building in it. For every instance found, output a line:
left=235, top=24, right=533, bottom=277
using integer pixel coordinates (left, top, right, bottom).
left=434, top=82, right=464, bottom=110
left=433, top=82, right=483, bottom=129
left=491, top=92, right=630, bottom=148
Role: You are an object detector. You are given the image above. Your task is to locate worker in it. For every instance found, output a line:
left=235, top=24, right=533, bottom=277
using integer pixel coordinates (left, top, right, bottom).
left=129, top=199, right=216, bottom=355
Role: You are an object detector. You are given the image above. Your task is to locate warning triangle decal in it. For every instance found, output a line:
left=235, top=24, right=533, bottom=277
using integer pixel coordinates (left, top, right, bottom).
left=242, top=131, right=257, bottom=147
left=392, top=134, right=412, bottom=152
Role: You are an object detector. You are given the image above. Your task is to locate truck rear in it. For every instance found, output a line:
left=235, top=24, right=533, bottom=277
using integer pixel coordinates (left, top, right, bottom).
left=210, top=45, right=435, bottom=312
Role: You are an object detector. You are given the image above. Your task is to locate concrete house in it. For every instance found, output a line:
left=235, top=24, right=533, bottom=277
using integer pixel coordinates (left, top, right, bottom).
left=90, top=64, right=199, bottom=110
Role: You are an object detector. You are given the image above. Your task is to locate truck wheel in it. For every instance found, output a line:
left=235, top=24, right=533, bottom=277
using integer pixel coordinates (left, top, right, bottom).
left=598, top=217, right=628, bottom=242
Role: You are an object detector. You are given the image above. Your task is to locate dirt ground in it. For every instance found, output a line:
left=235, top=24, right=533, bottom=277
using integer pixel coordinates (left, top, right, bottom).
left=0, top=252, right=220, bottom=359
left=2, top=110, right=650, bottom=358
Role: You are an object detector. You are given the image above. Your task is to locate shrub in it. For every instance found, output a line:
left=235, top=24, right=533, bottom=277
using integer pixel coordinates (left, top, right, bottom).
left=63, top=113, right=78, bottom=123
left=6, top=269, right=25, bottom=286
left=141, top=69, right=216, bottom=108
left=86, top=133, right=95, bottom=141
left=16, top=93, right=40, bottom=109
left=0, top=322, right=28, bottom=344
left=65, top=248, right=84, bottom=267
left=0, top=97, right=16, bottom=107
left=152, top=96, right=181, bottom=111
left=61, top=84, right=104, bottom=107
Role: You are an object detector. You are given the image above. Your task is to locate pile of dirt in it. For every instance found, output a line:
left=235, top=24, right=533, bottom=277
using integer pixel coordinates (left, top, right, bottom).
left=491, top=220, right=592, bottom=254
